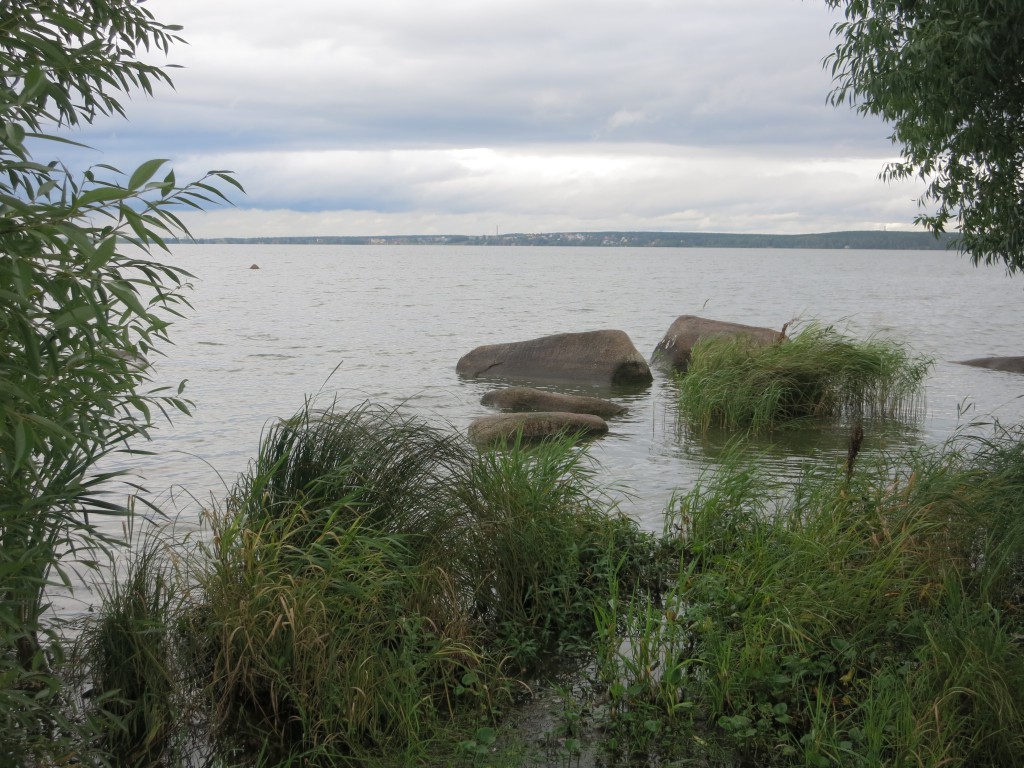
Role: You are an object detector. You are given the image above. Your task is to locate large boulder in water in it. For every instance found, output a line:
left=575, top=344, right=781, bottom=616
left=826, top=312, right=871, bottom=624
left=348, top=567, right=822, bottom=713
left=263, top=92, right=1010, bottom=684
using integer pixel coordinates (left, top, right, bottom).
left=481, top=386, right=626, bottom=418
left=468, top=411, right=609, bottom=446
left=652, top=315, right=784, bottom=371
left=457, top=330, right=652, bottom=385
left=954, top=356, right=1024, bottom=374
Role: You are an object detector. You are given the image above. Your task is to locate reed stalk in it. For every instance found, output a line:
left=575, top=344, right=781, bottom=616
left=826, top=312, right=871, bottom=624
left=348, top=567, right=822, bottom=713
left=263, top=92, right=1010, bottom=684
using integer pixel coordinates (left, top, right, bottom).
left=601, top=424, right=1024, bottom=765
left=193, top=401, right=653, bottom=764
left=678, top=322, right=931, bottom=434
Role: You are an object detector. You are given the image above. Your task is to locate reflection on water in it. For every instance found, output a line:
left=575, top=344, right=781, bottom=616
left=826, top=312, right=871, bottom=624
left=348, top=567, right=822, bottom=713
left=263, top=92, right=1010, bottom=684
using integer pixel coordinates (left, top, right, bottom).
left=676, top=417, right=925, bottom=482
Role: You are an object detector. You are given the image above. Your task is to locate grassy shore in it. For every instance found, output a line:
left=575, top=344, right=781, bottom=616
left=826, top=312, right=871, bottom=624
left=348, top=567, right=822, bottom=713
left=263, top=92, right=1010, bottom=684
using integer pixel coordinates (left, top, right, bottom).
left=596, top=427, right=1024, bottom=765
left=31, top=401, right=1024, bottom=766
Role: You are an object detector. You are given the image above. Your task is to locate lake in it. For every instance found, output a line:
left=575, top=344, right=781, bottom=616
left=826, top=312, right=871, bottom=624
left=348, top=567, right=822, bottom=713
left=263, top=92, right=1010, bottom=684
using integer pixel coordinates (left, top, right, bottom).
left=103, top=244, right=1020, bottom=534
left=55, top=243, right=1024, bottom=615
left=39, top=240, right=1024, bottom=759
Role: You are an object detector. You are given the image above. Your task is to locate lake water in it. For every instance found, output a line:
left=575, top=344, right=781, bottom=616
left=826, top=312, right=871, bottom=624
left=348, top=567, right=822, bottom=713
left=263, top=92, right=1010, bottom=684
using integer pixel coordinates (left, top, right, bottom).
left=106, top=244, right=1021, bottom=535
left=55, top=243, right=1024, bottom=615
left=45, top=242, right=1021, bottom=744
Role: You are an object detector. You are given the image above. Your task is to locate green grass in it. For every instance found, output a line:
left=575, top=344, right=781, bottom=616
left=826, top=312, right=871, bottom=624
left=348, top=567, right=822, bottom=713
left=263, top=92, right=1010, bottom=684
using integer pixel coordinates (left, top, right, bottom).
left=58, top=399, right=1024, bottom=767
left=451, top=433, right=664, bottom=670
left=193, top=400, right=656, bottom=765
left=198, top=402, right=486, bottom=763
left=598, top=426, right=1024, bottom=766
left=231, top=400, right=471, bottom=547
left=202, top=507, right=482, bottom=764
left=677, top=322, right=931, bottom=434
left=74, top=529, right=191, bottom=768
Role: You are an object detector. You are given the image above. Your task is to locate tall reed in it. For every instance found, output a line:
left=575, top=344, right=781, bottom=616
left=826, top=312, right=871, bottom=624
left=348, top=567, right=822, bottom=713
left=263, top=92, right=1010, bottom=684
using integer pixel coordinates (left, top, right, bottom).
left=75, top=528, right=194, bottom=768
left=202, top=506, right=484, bottom=764
left=200, top=402, right=487, bottom=763
left=677, top=322, right=931, bottom=434
left=232, top=400, right=472, bottom=550
left=604, top=425, right=1024, bottom=765
left=451, top=433, right=661, bottom=669
left=196, top=401, right=652, bottom=764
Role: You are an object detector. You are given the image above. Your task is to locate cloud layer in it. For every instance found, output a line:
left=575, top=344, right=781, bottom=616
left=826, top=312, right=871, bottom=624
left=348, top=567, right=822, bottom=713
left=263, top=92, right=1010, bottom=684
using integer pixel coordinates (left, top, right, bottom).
left=73, top=0, right=921, bottom=237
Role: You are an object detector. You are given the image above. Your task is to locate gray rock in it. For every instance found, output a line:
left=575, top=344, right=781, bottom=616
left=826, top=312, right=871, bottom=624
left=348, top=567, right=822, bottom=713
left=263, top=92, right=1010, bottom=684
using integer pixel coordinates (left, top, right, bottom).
left=480, top=386, right=626, bottom=418
left=954, top=356, right=1024, bottom=373
left=468, top=412, right=609, bottom=446
left=457, top=330, right=652, bottom=385
left=652, top=315, right=785, bottom=371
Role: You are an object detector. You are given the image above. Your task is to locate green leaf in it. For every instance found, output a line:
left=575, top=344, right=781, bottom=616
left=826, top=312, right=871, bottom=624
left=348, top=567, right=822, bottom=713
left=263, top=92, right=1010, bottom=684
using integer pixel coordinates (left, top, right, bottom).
left=127, top=158, right=169, bottom=191
left=160, top=168, right=176, bottom=197
left=52, top=304, right=100, bottom=330
left=473, top=726, right=496, bottom=746
left=74, top=185, right=129, bottom=208
left=4, top=122, right=26, bottom=148
left=14, top=420, right=29, bottom=467
left=86, top=236, right=117, bottom=271
left=21, top=66, right=48, bottom=102
left=106, top=279, right=149, bottom=318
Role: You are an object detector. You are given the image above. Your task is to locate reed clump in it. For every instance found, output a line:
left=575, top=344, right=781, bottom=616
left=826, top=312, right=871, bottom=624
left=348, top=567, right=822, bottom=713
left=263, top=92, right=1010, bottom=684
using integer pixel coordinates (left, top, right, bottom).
left=64, top=400, right=1024, bottom=767
left=192, top=401, right=656, bottom=765
left=678, top=322, right=931, bottom=434
left=451, top=435, right=665, bottom=669
left=598, top=426, right=1024, bottom=766
left=73, top=530, right=197, bottom=768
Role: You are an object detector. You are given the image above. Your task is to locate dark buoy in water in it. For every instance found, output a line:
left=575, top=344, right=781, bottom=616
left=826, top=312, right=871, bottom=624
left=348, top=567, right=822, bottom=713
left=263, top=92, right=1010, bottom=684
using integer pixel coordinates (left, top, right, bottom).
left=249, top=263, right=260, bottom=270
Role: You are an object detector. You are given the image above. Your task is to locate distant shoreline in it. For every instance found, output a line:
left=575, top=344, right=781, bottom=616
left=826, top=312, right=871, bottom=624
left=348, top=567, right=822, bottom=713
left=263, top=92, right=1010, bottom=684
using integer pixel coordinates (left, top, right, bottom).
left=169, top=230, right=956, bottom=251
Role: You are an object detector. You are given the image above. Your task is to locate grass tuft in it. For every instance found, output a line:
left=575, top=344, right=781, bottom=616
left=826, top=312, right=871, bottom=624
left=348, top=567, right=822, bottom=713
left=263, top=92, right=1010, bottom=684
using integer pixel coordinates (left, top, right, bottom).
left=451, top=433, right=663, bottom=670
left=596, top=424, right=1024, bottom=765
left=192, top=400, right=653, bottom=764
left=74, top=525, right=199, bottom=768
left=677, top=322, right=931, bottom=434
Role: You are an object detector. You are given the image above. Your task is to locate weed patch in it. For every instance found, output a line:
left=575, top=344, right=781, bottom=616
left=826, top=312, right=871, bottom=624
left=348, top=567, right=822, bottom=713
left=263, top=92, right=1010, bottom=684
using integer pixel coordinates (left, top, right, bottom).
left=677, top=322, right=931, bottom=434
left=599, top=427, right=1024, bottom=765
left=191, top=402, right=654, bottom=765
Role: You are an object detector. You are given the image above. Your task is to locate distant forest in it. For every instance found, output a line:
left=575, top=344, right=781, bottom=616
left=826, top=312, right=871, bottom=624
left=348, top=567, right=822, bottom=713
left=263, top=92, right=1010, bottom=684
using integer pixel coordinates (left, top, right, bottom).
left=175, top=230, right=957, bottom=250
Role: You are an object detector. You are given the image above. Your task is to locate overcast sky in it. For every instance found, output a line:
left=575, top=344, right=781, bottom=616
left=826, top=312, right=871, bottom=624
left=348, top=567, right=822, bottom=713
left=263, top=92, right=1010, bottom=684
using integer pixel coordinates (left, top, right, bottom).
left=78, top=0, right=925, bottom=238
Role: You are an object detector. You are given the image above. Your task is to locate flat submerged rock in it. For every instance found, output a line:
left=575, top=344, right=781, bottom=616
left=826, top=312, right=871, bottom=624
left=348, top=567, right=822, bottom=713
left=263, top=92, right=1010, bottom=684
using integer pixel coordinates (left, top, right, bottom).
left=468, top=411, right=609, bottom=446
left=480, top=386, right=626, bottom=418
left=955, top=356, right=1024, bottom=374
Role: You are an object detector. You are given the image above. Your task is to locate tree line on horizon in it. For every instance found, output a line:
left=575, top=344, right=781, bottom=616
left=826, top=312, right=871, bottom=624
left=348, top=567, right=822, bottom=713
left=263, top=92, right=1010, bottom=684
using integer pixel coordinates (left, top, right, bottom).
left=173, top=229, right=957, bottom=250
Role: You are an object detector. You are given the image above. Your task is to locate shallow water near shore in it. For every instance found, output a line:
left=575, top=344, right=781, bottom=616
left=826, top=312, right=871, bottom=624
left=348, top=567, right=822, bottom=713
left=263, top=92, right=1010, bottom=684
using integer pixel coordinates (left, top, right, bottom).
left=59, top=244, right=1023, bottom=616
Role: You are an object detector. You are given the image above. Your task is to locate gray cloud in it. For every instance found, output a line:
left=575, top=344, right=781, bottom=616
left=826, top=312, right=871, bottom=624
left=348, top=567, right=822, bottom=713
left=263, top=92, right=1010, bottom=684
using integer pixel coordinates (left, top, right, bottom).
left=134, top=0, right=873, bottom=146
left=65, top=0, right=918, bottom=236
left=167, top=143, right=919, bottom=236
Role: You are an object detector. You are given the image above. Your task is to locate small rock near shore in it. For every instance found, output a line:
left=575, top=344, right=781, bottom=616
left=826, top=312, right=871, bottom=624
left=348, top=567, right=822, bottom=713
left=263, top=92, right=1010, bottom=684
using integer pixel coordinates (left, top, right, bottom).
left=480, top=386, right=626, bottom=418
left=468, top=411, right=609, bottom=446
left=954, top=356, right=1024, bottom=374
